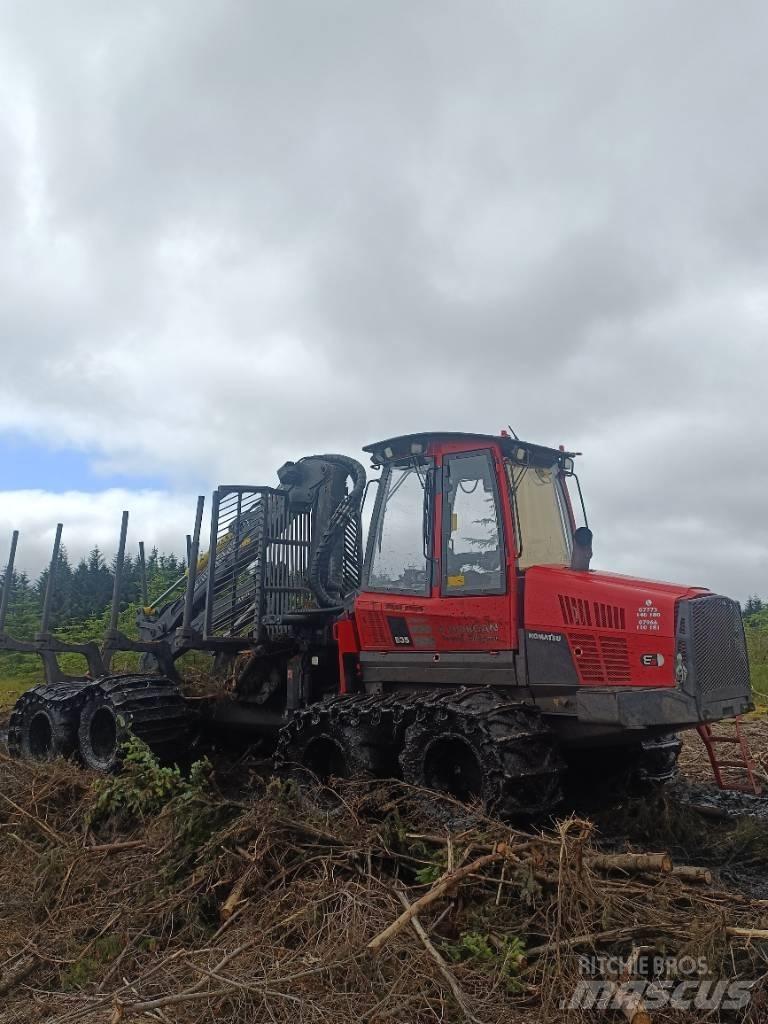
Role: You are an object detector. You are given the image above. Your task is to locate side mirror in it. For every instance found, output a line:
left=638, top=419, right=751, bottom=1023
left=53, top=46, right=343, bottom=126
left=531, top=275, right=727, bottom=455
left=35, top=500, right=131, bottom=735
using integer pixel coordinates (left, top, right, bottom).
left=570, top=526, right=593, bottom=571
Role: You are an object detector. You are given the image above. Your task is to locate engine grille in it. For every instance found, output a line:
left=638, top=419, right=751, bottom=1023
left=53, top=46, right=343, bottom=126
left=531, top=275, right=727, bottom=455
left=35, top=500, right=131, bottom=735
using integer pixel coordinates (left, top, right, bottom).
left=559, top=595, right=626, bottom=631
left=677, top=595, right=750, bottom=702
left=567, top=632, right=631, bottom=684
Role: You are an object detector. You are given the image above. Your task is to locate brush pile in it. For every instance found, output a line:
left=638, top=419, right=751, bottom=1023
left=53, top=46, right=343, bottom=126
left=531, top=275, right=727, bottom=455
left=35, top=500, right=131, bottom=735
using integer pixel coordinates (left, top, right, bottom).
left=1, top=741, right=768, bottom=1024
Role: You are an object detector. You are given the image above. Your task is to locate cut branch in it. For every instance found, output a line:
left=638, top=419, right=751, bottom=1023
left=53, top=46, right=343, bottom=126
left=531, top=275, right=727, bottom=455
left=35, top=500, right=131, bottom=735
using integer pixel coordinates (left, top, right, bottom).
left=368, top=843, right=515, bottom=955
left=671, top=865, right=712, bottom=884
left=395, top=888, right=485, bottom=1024
left=526, top=925, right=660, bottom=958
left=0, top=955, right=38, bottom=997
left=586, top=852, right=672, bottom=874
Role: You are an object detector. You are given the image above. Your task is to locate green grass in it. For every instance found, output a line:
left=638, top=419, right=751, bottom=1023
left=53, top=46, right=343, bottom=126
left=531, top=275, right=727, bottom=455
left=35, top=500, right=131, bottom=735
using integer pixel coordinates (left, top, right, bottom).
left=0, top=653, right=146, bottom=711
left=745, top=625, right=768, bottom=710
left=0, top=675, right=32, bottom=709
left=750, top=668, right=768, bottom=702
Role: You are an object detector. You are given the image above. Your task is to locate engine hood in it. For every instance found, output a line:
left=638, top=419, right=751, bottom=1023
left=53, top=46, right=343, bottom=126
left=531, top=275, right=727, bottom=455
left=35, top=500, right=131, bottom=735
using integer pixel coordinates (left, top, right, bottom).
left=524, top=564, right=711, bottom=642
left=536, top=566, right=709, bottom=601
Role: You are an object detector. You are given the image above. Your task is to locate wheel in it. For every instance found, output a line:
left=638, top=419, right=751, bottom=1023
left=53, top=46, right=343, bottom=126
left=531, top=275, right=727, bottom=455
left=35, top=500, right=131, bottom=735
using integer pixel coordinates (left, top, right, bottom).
left=278, top=715, right=351, bottom=783
left=7, top=681, right=91, bottom=761
left=77, top=675, right=192, bottom=772
left=399, top=688, right=563, bottom=818
left=564, top=733, right=682, bottom=803
left=275, top=695, right=397, bottom=784
left=636, top=732, right=682, bottom=784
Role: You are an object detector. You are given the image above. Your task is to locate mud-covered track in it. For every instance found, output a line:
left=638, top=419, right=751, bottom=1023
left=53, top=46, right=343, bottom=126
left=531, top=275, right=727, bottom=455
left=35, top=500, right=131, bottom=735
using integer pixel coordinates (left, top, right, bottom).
left=78, top=675, right=192, bottom=772
left=276, top=687, right=563, bottom=817
left=7, top=680, right=91, bottom=761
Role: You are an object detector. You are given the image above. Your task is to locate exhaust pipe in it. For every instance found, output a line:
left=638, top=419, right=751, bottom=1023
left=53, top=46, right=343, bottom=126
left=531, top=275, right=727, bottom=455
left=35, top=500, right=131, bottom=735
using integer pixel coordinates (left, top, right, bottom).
left=570, top=527, right=593, bottom=572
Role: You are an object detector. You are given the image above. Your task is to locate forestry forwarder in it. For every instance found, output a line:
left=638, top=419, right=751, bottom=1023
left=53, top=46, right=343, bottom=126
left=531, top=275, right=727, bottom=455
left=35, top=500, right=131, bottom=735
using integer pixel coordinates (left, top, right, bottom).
left=0, top=431, right=754, bottom=817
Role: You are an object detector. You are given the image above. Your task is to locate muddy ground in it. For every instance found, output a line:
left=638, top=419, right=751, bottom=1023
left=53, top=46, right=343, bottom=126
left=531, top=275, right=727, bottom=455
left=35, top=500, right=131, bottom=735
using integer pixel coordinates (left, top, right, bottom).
left=1, top=718, right=768, bottom=1023
left=592, top=718, right=768, bottom=899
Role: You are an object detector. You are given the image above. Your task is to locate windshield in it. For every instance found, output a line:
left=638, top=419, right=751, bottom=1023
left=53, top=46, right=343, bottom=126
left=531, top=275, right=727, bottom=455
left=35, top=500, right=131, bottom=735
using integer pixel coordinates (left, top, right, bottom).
left=366, top=460, right=432, bottom=593
left=506, top=461, right=573, bottom=569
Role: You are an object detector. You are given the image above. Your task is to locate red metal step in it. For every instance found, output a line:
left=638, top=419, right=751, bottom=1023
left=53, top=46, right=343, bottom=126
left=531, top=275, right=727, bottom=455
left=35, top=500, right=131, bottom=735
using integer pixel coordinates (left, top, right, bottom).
left=697, top=717, right=762, bottom=796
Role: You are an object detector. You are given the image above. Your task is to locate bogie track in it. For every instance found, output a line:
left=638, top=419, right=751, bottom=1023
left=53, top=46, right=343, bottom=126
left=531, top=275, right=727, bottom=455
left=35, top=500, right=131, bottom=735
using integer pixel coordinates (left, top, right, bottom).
left=637, top=733, right=682, bottom=783
left=275, top=688, right=563, bottom=817
left=274, top=693, right=401, bottom=783
left=8, top=680, right=92, bottom=761
left=398, top=689, right=563, bottom=817
left=78, top=675, right=193, bottom=772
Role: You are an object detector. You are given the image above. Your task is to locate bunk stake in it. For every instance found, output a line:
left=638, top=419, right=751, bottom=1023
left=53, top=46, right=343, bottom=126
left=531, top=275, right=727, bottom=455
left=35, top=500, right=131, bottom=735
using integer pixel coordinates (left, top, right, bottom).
left=138, top=540, right=148, bottom=607
left=0, top=530, right=19, bottom=634
left=109, top=511, right=129, bottom=634
left=203, top=490, right=219, bottom=640
left=179, top=496, right=205, bottom=641
left=39, top=524, right=63, bottom=635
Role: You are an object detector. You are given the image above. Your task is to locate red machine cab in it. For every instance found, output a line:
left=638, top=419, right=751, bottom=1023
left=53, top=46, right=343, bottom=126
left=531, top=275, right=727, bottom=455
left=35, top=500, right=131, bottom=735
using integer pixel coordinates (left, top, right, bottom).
left=351, top=432, right=751, bottom=748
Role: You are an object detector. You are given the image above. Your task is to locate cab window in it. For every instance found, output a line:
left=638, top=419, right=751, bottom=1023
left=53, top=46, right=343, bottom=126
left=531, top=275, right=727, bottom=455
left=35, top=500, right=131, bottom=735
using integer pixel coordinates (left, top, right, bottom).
left=366, top=460, right=432, bottom=593
left=506, top=461, right=573, bottom=569
left=442, top=451, right=505, bottom=595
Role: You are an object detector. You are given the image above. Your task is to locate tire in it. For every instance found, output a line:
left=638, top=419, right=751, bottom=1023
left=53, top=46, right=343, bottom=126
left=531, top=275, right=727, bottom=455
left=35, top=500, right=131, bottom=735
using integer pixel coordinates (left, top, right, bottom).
left=77, top=675, right=191, bottom=773
left=399, top=688, right=563, bottom=818
left=275, top=695, right=396, bottom=783
left=564, top=733, right=682, bottom=802
left=7, top=681, right=91, bottom=761
left=636, top=732, right=682, bottom=784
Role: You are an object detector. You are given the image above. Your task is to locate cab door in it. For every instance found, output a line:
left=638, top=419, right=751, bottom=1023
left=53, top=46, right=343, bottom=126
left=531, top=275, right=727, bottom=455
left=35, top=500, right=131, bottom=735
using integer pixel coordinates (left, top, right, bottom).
left=428, top=447, right=515, bottom=652
left=354, top=444, right=516, bottom=682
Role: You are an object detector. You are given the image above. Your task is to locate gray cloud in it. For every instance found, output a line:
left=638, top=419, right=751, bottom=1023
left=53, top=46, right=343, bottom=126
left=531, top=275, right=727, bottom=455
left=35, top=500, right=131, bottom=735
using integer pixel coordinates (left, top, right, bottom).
left=0, top=489, right=195, bottom=581
left=0, top=0, right=767, bottom=599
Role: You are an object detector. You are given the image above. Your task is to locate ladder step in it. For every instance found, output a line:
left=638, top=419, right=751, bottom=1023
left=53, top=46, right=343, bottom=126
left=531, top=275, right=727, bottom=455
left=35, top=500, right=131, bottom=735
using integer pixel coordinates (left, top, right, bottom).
left=696, top=717, right=762, bottom=796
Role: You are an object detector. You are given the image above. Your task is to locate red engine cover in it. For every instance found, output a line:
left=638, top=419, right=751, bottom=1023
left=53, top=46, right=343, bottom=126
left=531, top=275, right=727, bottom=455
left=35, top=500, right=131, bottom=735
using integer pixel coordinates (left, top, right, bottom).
left=524, top=565, right=709, bottom=687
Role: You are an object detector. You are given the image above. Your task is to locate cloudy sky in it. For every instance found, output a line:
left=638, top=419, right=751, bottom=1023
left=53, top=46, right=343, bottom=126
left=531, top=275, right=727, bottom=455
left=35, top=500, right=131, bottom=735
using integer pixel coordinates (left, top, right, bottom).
left=0, top=0, right=766, bottom=600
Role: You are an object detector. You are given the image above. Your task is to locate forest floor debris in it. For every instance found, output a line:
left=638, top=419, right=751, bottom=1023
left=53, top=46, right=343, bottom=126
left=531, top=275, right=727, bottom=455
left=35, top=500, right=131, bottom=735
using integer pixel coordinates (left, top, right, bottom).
left=0, top=727, right=768, bottom=1021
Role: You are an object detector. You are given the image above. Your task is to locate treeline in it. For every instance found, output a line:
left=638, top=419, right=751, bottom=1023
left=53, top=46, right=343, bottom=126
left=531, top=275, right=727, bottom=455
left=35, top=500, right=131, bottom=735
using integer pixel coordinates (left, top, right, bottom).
left=0, top=546, right=186, bottom=636
left=740, top=598, right=768, bottom=698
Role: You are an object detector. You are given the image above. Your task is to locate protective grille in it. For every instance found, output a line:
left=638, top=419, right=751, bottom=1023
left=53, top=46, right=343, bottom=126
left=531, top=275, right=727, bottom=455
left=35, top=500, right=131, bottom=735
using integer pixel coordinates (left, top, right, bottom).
left=559, top=595, right=592, bottom=626
left=568, top=633, right=603, bottom=683
left=683, top=595, right=750, bottom=700
left=358, top=610, right=390, bottom=648
left=593, top=602, right=626, bottom=631
left=568, top=632, right=631, bottom=684
left=343, top=518, right=363, bottom=595
left=204, top=487, right=315, bottom=641
left=600, top=636, right=631, bottom=682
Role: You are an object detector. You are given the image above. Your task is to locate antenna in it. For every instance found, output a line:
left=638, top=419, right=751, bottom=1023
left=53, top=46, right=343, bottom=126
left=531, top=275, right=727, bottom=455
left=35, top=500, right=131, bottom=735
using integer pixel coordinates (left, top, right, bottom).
left=506, top=423, right=520, bottom=440
left=0, top=530, right=19, bottom=634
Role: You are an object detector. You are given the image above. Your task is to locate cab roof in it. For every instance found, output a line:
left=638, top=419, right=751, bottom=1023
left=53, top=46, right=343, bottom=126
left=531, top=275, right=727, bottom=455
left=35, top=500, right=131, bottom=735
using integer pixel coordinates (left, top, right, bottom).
left=363, top=432, right=578, bottom=467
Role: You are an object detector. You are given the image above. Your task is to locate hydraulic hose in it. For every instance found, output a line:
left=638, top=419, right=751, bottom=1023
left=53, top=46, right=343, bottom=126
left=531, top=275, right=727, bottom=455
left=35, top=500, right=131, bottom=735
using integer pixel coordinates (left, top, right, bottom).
left=307, top=454, right=366, bottom=607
